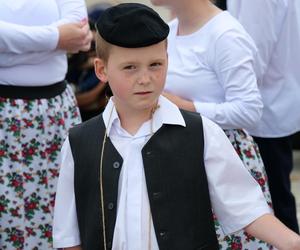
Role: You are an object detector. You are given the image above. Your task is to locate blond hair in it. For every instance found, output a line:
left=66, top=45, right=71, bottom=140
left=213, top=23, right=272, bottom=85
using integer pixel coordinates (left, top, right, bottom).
left=95, top=32, right=113, bottom=63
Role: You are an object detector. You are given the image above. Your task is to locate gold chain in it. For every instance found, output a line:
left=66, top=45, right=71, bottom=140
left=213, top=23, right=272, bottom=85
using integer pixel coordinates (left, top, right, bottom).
left=99, top=103, right=159, bottom=250
left=99, top=104, right=115, bottom=250
left=148, top=104, right=159, bottom=250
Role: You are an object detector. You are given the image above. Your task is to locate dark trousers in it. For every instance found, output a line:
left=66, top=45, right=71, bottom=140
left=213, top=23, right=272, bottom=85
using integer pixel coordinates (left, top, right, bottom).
left=253, top=136, right=299, bottom=233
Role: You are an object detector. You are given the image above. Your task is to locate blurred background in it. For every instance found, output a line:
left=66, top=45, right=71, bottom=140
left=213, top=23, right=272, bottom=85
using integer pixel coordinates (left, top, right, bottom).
left=86, top=0, right=171, bottom=20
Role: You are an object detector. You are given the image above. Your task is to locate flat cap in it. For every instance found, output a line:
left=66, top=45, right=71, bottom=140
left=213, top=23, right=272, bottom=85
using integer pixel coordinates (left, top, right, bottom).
left=95, top=3, right=169, bottom=48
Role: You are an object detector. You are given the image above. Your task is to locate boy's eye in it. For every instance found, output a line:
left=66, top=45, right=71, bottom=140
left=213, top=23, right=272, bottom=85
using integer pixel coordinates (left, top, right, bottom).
left=123, top=65, right=136, bottom=70
left=150, top=62, right=162, bottom=68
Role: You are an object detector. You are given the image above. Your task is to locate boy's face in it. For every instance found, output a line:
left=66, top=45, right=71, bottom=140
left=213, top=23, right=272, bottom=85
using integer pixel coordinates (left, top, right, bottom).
left=95, top=41, right=168, bottom=114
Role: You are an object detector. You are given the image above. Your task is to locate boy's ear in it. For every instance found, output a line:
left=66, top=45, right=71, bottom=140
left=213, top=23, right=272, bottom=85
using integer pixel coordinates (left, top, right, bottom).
left=94, top=58, right=108, bottom=83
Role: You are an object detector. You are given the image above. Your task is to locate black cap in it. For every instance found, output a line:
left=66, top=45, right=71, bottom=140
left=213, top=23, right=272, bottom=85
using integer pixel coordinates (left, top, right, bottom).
left=95, top=3, right=169, bottom=48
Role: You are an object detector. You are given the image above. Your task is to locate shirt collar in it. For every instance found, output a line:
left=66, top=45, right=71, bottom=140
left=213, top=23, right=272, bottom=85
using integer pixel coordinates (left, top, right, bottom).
left=102, top=95, right=186, bottom=136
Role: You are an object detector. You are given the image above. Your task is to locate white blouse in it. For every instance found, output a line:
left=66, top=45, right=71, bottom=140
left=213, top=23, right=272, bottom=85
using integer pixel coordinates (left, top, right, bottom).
left=165, top=11, right=263, bottom=130
left=0, top=0, right=87, bottom=86
left=228, top=0, right=300, bottom=137
left=53, top=96, right=271, bottom=249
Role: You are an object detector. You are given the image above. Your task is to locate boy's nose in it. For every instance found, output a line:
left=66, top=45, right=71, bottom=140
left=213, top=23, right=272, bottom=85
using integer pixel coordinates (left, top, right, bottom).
left=138, top=71, right=151, bottom=85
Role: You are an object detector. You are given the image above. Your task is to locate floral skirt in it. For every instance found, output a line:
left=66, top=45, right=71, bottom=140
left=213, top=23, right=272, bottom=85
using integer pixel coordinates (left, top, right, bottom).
left=215, top=129, right=273, bottom=249
left=0, top=85, right=81, bottom=249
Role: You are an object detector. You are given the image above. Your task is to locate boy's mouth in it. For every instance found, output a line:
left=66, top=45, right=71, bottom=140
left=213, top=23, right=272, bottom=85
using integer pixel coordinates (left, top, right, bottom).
left=134, top=91, right=153, bottom=95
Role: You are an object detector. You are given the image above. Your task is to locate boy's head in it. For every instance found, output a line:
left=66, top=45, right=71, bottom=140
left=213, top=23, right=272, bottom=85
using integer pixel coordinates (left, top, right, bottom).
left=94, top=3, right=169, bottom=114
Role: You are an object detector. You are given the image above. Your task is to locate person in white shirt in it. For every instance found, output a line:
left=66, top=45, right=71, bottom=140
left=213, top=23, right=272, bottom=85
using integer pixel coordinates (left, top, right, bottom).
left=0, top=0, right=92, bottom=249
left=227, top=0, right=300, bottom=234
left=53, top=3, right=300, bottom=250
left=151, top=0, right=274, bottom=248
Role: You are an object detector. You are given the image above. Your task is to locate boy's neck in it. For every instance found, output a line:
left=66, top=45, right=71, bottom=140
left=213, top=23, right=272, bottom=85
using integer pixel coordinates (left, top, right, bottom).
left=114, top=102, right=157, bottom=136
left=174, top=0, right=221, bottom=36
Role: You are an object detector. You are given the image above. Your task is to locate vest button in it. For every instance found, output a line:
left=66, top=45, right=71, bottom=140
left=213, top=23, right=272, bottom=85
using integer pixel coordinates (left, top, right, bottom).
left=159, top=230, right=168, bottom=239
left=108, top=202, right=114, bottom=210
left=113, top=161, right=120, bottom=169
left=153, top=192, right=162, bottom=200
left=146, top=151, right=152, bottom=156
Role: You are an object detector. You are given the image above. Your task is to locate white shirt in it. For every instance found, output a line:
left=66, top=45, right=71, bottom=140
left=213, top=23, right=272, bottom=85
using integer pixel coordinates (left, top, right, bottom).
left=227, top=0, right=300, bottom=137
left=53, top=96, right=271, bottom=249
left=0, top=0, right=87, bottom=86
left=165, top=12, right=263, bottom=130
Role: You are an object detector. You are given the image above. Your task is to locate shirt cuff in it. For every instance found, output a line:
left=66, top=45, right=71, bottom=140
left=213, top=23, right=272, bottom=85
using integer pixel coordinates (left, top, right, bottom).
left=53, top=235, right=81, bottom=248
left=47, top=26, right=60, bottom=51
left=220, top=206, right=272, bottom=235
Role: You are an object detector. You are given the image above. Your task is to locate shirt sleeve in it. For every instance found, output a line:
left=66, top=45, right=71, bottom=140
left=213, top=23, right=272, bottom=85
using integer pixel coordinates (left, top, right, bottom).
left=53, top=137, right=81, bottom=248
left=193, top=30, right=263, bottom=130
left=202, top=116, right=272, bottom=235
left=0, top=51, right=58, bottom=67
left=52, top=0, right=88, bottom=26
left=227, top=0, right=288, bottom=80
left=0, top=21, right=59, bottom=53
left=0, top=0, right=87, bottom=54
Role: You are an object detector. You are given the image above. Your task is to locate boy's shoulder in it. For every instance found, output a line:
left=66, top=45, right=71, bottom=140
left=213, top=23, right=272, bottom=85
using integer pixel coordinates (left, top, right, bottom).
left=179, top=109, right=224, bottom=136
left=69, top=113, right=104, bottom=138
left=179, top=109, right=203, bottom=125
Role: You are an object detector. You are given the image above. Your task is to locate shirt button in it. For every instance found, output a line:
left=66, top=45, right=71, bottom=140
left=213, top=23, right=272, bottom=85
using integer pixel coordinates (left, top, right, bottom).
left=108, top=202, right=114, bottom=210
left=113, top=161, right=120, bottom=169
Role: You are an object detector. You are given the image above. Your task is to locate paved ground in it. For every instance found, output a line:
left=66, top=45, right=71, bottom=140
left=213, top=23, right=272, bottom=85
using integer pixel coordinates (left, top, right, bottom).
left=292, top=151, right=300, bottom=224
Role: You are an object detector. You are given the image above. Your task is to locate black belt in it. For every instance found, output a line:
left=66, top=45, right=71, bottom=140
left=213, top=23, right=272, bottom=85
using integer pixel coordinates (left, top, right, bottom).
left=0, top=81, right=67, bottom=100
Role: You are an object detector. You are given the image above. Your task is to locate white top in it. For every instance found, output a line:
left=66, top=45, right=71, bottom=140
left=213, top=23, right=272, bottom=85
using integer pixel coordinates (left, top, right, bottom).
left=165, top=12, right=263, bottom=130
left=53, top=96, right=271, bottom=249
left=0, top=0, right=87, bottom=86
left=227, top=0, right=300, bottom=137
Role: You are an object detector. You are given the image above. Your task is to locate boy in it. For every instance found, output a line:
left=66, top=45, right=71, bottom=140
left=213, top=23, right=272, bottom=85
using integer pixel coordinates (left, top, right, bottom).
left=53, top=3, right=300, bottom=250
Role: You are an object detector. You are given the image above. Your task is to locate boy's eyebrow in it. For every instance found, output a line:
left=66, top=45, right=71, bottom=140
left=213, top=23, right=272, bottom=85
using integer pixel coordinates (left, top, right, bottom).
left=119, top=58, right=167, bottom=66
left=119, top=61, right=140, bottom=66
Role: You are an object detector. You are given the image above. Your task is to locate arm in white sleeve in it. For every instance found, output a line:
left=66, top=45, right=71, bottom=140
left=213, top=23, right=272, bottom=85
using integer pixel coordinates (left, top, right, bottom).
left=202, top=116, right=271, bottom=235
left=0, top=0, right=87, bottom=54
left=194, top=31, right=263, bottom=130
left=0, top=51, right=60, bottom=67
left=0, top=20, right=59, bottom=53
left=227, top=0, right=288, bottom=79
left=53, top=0, right=87, bottom=26
left=53, top=137, right=81, bottom=248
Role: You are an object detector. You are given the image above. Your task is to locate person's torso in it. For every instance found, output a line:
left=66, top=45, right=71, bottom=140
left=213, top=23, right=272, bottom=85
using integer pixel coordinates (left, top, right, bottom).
left=69, top=112, right=219, bottom=250
left=0, top=0, right=67, bottom=86
left=165, top=12, right=257, bottom=105
left=228, top=0, right=300, bottom=136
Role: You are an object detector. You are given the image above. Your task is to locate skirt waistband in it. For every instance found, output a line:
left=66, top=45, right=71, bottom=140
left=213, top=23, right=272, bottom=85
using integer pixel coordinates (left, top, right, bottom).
left=0, top=81, right=67, bottom=100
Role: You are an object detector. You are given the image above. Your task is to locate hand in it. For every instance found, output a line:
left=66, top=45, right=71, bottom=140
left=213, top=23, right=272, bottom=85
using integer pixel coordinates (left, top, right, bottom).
left=57, top=19, right=93, bottom=53
left=292, top=237, right=300, bottom=250
left=163, top=92, right=196, bottom=112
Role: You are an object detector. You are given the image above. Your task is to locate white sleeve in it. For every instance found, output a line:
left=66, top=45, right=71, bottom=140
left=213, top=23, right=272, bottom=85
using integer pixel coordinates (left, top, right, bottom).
left=227, top=0, right=288, bottom=79
left=194, top=31, right=263, bottom=130
left=0, top=0, right=87, bottom=54
left=202, top=116, right=271, bottom=235
left=0, top=51, right=58, bottom=67
left=53, top=0, right=87, bottom=26
left=53, top=137, right=81, bottom=248
left=0, top=20, right=59, bottom=53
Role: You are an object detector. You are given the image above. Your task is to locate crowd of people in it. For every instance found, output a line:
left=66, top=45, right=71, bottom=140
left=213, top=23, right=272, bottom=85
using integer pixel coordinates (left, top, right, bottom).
left=1, top=0, right=300, bottom=249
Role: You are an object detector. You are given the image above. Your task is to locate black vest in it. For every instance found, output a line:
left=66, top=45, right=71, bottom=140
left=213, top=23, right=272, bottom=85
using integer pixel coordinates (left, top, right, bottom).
left=69, top=110, right=219, bottom=250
